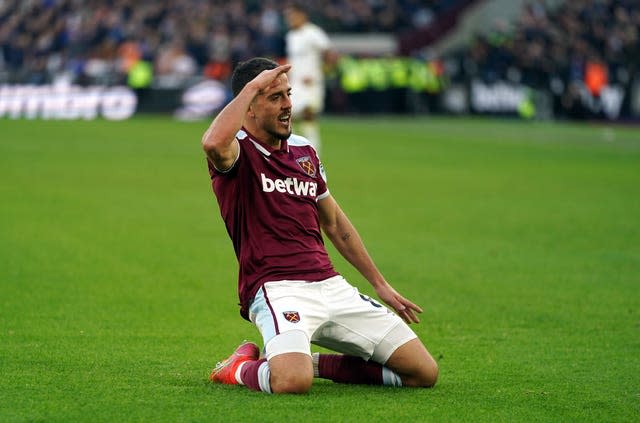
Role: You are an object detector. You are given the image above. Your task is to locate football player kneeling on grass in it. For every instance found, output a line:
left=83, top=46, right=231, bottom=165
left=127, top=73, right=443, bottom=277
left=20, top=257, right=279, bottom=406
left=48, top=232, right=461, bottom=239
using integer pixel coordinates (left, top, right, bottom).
left=201, top=57, right=438, bottom=394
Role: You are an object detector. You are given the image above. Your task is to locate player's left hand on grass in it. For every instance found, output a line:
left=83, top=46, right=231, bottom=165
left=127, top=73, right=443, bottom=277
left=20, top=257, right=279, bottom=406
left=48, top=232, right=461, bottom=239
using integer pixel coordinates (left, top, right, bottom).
left=374, top=283, right=423, bottom=324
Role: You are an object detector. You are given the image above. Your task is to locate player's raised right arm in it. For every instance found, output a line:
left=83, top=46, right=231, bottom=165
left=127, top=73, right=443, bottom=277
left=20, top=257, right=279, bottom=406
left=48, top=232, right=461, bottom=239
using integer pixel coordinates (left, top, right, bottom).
left=201, top=64, right=291, bottom=171
left=200, top=85, right=254, bottom=171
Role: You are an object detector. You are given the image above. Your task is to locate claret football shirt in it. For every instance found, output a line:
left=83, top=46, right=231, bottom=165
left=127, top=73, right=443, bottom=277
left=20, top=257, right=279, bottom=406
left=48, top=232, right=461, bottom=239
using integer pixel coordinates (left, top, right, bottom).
left=208, top=128, right=339, bottom=319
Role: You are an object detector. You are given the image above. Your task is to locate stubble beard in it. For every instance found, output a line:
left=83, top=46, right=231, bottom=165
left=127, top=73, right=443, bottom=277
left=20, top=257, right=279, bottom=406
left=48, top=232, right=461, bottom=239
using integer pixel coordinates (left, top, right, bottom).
left=267, top=124, right=291, bottom=142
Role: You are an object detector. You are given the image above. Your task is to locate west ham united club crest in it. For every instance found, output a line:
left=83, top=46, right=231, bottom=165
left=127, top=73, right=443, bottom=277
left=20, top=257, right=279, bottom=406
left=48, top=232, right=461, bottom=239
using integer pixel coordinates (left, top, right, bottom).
left=296, top=156, right=316, bottom=177
left=283, top=311, right=301, bottom=323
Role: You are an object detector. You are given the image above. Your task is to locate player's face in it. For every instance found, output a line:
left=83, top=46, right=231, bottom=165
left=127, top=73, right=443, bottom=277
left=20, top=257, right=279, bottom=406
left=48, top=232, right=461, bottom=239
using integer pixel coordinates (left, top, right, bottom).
left=284, top=8, right=306, bottom=29
left=252, top=73, right=292, bottom=144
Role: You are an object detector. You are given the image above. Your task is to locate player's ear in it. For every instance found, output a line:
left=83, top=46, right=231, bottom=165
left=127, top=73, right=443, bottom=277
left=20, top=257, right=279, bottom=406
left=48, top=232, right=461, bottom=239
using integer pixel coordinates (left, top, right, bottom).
left=247, top=104, right=256, bottom=118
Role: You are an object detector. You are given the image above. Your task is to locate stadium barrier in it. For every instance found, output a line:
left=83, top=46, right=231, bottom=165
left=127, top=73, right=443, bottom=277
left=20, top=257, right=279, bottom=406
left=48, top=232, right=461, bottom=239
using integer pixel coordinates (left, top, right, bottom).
left=1, top=58, right=638, bottom=122
left=0, top=83, right=137, bottom=120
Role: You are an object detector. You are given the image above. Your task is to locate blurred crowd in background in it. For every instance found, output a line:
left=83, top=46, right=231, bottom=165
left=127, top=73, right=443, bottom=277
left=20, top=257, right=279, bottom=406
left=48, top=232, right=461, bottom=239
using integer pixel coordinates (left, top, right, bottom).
left=458, top=0, right=639, bottom=93
left=453, top=0, right=640, bottom=119
left=1, top=0, right=639, bottom=120
left=0, top=0, right=462, bottom=86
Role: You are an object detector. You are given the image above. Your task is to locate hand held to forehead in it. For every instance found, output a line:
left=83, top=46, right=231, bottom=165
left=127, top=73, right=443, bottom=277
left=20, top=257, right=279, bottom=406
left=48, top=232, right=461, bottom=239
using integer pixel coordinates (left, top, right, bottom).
left=253, top=64, right=292, bottom=93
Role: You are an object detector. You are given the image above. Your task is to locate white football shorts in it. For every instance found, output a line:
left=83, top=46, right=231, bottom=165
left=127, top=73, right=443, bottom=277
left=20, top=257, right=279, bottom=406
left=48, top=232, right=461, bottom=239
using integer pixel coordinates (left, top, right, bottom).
left=290, top=80, right=325, bottom=117
left=248, top=275, right=417, bottom=364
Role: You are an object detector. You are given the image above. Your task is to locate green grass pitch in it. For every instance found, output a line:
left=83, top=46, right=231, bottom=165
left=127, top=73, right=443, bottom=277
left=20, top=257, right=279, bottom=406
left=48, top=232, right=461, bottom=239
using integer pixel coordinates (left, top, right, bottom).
left=1, top=115, right=639, bottom=422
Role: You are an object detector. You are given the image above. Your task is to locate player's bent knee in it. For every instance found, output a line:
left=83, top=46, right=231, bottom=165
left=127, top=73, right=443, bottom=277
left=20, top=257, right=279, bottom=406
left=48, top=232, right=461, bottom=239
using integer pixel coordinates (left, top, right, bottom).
left=267, top=349, right=313, bottom=394
left=385, top=337, right=439, bottom=388
left=270, top=371, right=313, bottom=394
left=421, top=360, right=439, bottom=387
left=406, top=358, right=438, bottom=388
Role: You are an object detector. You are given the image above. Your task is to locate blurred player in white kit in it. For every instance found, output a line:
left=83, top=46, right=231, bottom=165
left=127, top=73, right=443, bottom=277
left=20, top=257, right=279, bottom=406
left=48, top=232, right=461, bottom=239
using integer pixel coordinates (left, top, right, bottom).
left=284, top=3, right=335, bottom=155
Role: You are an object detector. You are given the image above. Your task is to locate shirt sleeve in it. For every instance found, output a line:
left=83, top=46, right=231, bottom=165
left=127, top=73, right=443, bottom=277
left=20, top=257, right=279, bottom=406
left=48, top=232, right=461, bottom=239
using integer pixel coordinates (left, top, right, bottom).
left=315, top=153, right=329, bottom=200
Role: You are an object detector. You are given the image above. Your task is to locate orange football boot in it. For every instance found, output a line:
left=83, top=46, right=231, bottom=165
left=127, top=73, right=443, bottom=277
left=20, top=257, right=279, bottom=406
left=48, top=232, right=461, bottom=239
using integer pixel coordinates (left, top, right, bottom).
left=210, top=341, right=260, bottom=384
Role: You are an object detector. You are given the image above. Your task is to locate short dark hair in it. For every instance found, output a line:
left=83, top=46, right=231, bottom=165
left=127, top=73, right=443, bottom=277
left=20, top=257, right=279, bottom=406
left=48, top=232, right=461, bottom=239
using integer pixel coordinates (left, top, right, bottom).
left=286, top=2, right=309, bottom=15
left=231, top=57, right=279, bottom=97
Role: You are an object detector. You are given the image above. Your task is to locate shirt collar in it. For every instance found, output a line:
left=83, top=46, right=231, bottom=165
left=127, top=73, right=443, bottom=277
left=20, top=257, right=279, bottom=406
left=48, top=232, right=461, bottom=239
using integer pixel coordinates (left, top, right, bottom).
left=240, top=127, right=289, bottom=156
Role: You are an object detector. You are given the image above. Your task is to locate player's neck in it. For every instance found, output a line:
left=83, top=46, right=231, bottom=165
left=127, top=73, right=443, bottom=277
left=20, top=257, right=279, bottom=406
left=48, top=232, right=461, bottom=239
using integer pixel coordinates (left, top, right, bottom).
left=243, top=124, right=281, bottom=149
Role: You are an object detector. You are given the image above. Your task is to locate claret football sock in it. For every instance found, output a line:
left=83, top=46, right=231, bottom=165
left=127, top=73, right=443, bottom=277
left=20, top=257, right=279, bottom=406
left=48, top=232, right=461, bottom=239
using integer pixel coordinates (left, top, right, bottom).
left=312, top=353, right=402, bottom=387
left=239, top=358, right=272, bottom=393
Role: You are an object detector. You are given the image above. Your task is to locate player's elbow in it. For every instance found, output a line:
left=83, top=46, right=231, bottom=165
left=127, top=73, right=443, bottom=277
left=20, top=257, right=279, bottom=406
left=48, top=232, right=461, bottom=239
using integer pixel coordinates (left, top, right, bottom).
left=201, top=140, right=217, bottom=165
left=201, top=128, right=229, bottom=153
left=202, top=134, right=238, bottom=170
left=201, top=129, right=217, bottom=153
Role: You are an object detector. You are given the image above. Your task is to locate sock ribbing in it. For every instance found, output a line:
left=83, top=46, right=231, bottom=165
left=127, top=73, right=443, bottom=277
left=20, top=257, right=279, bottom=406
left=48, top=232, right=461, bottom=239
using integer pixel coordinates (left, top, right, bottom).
left=312, top=352, right=320, bottom=377
left=239, top=358, right=271, bottom=393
